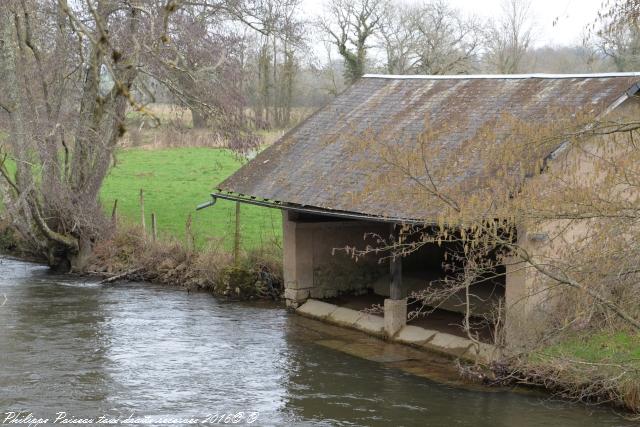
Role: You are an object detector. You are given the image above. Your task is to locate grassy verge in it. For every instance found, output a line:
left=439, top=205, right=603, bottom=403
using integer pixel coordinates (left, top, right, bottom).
left=100, top=147, right=282, bottom=251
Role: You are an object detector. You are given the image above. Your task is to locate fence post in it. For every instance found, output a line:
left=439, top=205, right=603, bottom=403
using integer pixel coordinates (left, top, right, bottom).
left=151, top=212, right=157, bottom=242
left=111, top=199, right=118, bottom=226
left=139, top=189, right=146, bottom=232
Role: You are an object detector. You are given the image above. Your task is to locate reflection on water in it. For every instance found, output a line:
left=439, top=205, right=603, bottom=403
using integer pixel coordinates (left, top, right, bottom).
left=0, top=257, right=633, bottom=426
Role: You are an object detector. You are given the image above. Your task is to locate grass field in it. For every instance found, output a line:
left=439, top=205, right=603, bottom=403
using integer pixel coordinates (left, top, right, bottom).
left=100, top=147, right=282, bottom=251
left=1, top=103, right=289, bottom=253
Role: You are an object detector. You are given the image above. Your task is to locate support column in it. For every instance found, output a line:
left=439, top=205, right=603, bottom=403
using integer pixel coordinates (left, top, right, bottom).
left=283, top=211, right=314, bottom=308
left=384, top=225, right=407, bottom=337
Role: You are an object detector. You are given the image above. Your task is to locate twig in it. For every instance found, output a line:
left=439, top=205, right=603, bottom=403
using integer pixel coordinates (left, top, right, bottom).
left=98, top=267, right=143, bottom=285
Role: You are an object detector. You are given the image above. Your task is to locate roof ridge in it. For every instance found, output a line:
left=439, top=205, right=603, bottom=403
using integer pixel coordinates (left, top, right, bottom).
left=363, top=72, right=640, bottom=80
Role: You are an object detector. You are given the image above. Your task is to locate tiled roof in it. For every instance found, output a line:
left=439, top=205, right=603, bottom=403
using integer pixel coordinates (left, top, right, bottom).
left=217, top=74, right=640, bottom=220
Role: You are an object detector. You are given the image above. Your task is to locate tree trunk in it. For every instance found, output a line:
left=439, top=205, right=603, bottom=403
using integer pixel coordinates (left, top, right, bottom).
left=70, top=236, right=92, bottom=273
left=0, top=2, right=140, bottom=273
left=47, top=242, right=71, bottom=273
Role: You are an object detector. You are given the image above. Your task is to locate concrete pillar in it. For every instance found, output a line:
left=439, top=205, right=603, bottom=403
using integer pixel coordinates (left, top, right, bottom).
left=384, top=298, right=407, bottom=337
left=282, top=211, right=314, bottom=308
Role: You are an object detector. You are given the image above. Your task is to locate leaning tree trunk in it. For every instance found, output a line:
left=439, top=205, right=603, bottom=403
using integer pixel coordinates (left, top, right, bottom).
left=0, top=0, right=140, bottom=272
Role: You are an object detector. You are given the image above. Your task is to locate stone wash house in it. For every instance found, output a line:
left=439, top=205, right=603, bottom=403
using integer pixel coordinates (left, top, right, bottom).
left=204, top=73, right=640, bottom=354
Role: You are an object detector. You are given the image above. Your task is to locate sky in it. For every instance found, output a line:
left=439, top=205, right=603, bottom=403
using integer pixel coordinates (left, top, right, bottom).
left=446, top=0, right=603, bottom=47
left=302, top=0, right=606, bottom=48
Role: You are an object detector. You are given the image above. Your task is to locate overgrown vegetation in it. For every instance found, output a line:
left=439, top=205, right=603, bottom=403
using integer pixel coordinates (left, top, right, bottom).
left=87, top=224, right=282, bottom=300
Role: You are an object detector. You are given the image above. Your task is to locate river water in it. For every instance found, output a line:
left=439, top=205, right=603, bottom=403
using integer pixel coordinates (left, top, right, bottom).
left=0, top=257, right=634, bottom=426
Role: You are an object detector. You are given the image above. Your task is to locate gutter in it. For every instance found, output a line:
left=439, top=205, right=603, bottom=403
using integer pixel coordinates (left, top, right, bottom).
left=197, top=191, right=426, bottom=225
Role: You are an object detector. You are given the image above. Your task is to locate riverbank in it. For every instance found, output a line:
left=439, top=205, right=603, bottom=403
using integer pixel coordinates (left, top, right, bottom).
left=0, top=226, right=283, bottom=301
left=492, top=334, right=640, bottom=415
left=85, top=225, right=283, bottom=301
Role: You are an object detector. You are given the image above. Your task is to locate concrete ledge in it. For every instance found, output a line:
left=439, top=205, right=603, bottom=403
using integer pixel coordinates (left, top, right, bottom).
left=396, top=325, right=437, bottom=345
left=296, top=299, right=498, bottom=364
left=328, top=307, right=364, bottom=327
left=296, top=299, right=384, bottom=336
left=356, top=313, right=385, bottom=336
left=296, top=299, right=338, bottom=318
left=423, top=332, right=473, bottom=359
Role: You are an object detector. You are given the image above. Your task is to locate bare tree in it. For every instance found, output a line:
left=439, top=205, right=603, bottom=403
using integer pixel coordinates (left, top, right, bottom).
left=379, top=4, right=416, bottom=74
left=147, top=3, right=250, bottom=130
left=590, top=0, right=640, bottom=71
left=234, top=0, right=306, bottom=128
left=406, top=1, right=483, bottom=75
left=320, top=0, right=387, bottom=84
left=0, top=0, right=145, bottom=271
left=318, top=40, right=345, bottom=96
left=0, top=0, right=259, bottom=271
left=484, top=0, right=534, bottom=74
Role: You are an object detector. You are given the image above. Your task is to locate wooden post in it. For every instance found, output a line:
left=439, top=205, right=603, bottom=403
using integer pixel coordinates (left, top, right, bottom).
left=151, top=212, right=157, bottom=242
left=139, top=189, right=146, bottom=232
left=390, top=255, right=403, bottom=300
left=390, top=224, right=404, bottom=300
left=234, top=202, right=241, bottom=264
left=111, top=199, right=118, bottom=225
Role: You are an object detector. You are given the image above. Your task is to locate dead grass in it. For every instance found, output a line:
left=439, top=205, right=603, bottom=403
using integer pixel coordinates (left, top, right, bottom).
left=121, top=103, right=302, bottom=150
left=88, top=225, right=282, bottom=300
left=122, top=127, right=228, bottom=149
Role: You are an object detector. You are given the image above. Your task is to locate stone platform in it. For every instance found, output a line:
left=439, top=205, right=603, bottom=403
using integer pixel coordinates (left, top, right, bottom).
left=296, top=299, right=499, bottom=364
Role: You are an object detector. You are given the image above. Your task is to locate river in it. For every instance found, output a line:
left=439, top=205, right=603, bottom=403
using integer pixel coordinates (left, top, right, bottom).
left=0, top=257, right=633, bottom=426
